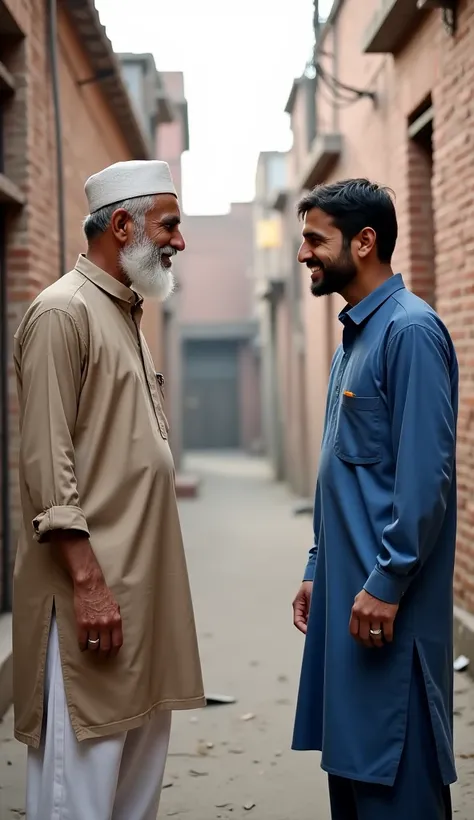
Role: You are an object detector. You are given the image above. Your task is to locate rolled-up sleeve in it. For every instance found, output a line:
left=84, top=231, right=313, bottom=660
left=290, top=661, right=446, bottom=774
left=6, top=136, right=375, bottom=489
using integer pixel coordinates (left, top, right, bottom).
left=364, top=323, right=456, bottom=604
left=17, top=308, right=89, bottom=542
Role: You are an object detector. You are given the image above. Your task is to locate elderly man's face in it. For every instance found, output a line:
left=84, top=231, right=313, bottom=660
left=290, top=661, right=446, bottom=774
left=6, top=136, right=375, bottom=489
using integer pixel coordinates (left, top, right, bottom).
left=120, top=194, right=185, bottom=300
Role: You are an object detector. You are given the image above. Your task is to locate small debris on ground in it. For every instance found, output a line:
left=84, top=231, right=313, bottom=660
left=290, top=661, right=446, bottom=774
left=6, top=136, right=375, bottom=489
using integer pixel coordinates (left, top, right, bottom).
left=292, top=499, right=313, bottom=516
left=454, top=655, right=470, bottom=673
left=205, top=693, right=237, bottom=706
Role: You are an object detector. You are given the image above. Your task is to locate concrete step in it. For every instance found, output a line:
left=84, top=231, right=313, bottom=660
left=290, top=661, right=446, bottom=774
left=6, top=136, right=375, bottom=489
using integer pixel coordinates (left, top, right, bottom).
left=175, top=473, right=200, bottom=499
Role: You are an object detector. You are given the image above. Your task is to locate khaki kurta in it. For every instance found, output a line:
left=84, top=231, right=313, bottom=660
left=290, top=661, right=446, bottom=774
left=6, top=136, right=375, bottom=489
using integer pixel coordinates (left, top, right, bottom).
left=13, top=254, right=205, bottom=748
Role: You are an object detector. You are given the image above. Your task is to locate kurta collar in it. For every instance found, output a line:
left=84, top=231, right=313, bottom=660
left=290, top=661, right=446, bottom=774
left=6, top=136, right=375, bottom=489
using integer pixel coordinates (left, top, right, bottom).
left=75, top=254, right=143, bottom=308
left=339, top=273, right=405, bottom=327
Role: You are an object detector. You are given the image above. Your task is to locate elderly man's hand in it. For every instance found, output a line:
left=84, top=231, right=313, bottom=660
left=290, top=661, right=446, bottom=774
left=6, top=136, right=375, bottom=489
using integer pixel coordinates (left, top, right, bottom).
left=51, top=531, right=123, bottom=657
left=74, top=572, right=123, bottom=658
left=349, top=589, right=399, bottom=648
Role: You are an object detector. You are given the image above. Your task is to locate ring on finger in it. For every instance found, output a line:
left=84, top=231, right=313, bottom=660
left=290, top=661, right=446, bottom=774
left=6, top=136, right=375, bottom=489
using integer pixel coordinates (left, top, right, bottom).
left=369, top=627, right=383, bottom=637
left=88, top=635, right=100, bottom=649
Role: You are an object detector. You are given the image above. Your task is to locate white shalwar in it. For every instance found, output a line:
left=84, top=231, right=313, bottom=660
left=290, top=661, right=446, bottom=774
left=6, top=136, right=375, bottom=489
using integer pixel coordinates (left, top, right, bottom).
left=26, top=617, right=171, bottom=820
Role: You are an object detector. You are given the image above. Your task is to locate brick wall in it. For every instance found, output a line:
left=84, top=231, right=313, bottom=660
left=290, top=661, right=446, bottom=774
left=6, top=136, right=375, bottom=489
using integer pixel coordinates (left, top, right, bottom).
left=405, top=137, right=436, bottom=307
left=287, top=0, right=474, bottom=610
left=1, top=1, right=139, bottom=606
left=432, top=0, right=474, bottom=610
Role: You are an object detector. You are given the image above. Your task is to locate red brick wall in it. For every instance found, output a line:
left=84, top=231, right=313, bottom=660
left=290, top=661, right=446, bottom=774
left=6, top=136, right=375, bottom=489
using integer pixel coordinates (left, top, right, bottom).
left=432, top=0, right=474, bottom=610
left=406, top=139, right=436, bottom=307
left=288, top=0, right=474, bottom=610
left=1, top=1, right=139, bottom=603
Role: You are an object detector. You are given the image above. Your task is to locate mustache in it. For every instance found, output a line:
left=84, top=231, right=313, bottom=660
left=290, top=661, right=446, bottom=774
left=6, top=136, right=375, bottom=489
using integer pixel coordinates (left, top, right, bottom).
left=305, top=259, right=324, bottom=270
left=159, top=245, right=177, bottom=258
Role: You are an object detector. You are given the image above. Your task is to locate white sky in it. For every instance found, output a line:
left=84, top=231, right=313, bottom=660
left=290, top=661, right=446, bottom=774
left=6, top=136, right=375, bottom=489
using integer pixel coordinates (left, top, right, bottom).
left=95, top=0, right=334, bottom=214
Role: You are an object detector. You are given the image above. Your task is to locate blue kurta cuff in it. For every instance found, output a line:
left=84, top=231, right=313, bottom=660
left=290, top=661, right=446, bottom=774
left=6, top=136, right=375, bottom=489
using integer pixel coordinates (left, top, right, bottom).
left=303, top=550, right=317, bottom=582
left=363, top=564, right=410, bottom=605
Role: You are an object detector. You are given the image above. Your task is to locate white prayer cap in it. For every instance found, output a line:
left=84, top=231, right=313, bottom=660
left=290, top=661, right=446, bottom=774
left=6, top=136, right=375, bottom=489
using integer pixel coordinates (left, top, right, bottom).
left=85, top=160, right=177, bottom=214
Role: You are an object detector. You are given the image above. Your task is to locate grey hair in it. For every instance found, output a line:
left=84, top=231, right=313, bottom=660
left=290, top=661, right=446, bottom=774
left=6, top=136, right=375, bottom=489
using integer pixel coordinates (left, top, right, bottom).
left=83, top=195, right=155, bottom=242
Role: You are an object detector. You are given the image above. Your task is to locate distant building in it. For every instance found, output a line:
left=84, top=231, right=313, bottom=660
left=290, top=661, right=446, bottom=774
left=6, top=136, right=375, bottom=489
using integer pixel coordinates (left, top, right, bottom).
left=178, top=204, right=261, bottom=452
left=157, top=71, right=190, bottom=470
left=252, top=151, right=312, bottom=495
left=119, top=52, right=174, bottom=153
left=118, top=57, right=188, bottom=467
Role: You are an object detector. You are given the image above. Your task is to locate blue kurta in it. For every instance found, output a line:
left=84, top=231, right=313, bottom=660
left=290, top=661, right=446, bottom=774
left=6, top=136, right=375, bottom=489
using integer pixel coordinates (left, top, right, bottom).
left=292, top=274, right=458, bottom=787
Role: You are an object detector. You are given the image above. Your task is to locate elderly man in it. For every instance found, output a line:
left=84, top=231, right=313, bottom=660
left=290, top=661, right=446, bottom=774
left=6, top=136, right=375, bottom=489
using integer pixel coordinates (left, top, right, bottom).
left=292, top=179, right=457, bottom=819
left=13, top=161, right=205, bottom=820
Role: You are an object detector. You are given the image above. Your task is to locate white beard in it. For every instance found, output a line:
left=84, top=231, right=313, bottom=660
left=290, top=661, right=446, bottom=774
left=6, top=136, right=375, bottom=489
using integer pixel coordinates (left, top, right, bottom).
left=119, top=236, right=176, bottom=301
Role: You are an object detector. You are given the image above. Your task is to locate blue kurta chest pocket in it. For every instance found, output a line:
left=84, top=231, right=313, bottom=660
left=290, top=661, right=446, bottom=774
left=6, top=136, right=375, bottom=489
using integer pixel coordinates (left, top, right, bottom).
left=334, top=394, right=382, bottom=465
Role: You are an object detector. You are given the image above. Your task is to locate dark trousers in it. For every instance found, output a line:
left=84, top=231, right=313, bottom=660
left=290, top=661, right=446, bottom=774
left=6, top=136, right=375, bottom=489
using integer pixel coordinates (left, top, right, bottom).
left=328, top=653, right=452, bottom=820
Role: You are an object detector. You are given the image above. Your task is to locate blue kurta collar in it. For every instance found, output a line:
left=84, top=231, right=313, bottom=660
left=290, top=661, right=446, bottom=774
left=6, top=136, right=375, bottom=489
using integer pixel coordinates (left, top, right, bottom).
left=339, top=273, right=405, bottom=327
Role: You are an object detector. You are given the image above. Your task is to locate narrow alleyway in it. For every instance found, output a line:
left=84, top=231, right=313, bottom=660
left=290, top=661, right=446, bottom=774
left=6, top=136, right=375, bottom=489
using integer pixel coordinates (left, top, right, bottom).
left=1, top=453, right=474, bottom=818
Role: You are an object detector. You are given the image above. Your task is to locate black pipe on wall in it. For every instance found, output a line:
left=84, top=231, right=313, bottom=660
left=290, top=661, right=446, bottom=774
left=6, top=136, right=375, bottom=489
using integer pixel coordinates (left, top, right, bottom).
left=47, top=0, right=67, bottom=277
left=0, top=210, right=11, bottom=613
left=0, top=87, right=11, bottom=612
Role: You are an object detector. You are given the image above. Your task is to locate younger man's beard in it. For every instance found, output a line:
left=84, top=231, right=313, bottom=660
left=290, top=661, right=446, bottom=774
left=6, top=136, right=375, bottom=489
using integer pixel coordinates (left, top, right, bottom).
left=310, top=247, right=357, bottom=297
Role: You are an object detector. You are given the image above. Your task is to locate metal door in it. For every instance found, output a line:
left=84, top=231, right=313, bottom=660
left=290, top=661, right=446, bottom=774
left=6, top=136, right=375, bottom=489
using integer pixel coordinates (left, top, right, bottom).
left=183, top=340, right=239, bottom=450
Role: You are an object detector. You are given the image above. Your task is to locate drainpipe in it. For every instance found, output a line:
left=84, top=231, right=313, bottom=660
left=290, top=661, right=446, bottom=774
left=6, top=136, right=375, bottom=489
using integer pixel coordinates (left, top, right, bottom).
left=331, top=1, right=339, bottom=133
left=47, top=0, right=67, bottom=277
left=313, top=0, right=320, bottom=139
left=313, top=0, right=320, bottom=42
left=0, top=212, right=10, bottom=613
left=0, top=81, right=11, bottom=610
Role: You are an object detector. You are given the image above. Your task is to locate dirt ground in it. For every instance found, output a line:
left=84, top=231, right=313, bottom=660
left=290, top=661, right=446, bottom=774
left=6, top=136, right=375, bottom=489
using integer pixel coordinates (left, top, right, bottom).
left=1, top=453, right=474, bottom=819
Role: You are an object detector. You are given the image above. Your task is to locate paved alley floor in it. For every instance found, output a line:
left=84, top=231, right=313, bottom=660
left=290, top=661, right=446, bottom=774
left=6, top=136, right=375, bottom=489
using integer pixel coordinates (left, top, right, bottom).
left=1, top=452, right=474, bottom=819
